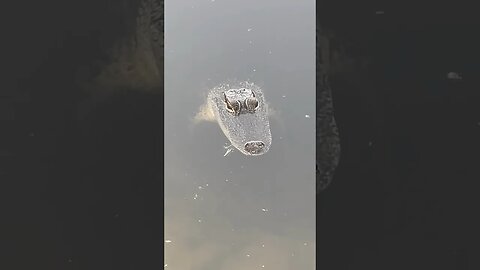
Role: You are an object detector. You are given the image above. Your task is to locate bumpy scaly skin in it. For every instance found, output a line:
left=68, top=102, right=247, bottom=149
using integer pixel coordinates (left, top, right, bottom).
left=316, top=25, right=341, bottom=193
left=207, top=82, right=272, bottom=156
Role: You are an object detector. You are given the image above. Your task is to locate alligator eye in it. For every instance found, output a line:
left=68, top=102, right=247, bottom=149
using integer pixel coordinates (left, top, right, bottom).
left=228, top=100, right=241, bottom=115
left=224, top=93, right=241, bottom=115
left=245, top=97, right=259, bottom=112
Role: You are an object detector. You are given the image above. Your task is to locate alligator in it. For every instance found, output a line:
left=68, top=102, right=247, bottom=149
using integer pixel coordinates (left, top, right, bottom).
left=194, top=81, right=272, bottom=156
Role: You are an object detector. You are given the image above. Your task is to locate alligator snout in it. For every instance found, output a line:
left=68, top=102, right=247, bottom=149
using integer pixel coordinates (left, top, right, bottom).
left=244, top=141, right=266, bottom=155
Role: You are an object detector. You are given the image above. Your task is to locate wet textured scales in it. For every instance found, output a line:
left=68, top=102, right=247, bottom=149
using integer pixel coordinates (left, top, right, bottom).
left=204, top=81, right=272, bottom=156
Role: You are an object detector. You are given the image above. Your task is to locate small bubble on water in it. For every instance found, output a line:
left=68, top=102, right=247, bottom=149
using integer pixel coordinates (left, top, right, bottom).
left=305, top=114, right=311, bottom=118
left=261, top=208, right=269, bottom=212
left=165, top=240, right=172, bottom=243
left=282, top=95, right=286, bottom=98
left=247, top=28, right=253, bottom=32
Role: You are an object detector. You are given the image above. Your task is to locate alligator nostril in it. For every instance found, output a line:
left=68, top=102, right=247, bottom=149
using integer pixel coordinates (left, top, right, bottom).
left=244, top=141, right=266, bottom=155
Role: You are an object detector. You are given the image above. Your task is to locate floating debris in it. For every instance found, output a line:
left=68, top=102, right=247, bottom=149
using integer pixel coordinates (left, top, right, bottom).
left=224, top=147, right=234, bottom=157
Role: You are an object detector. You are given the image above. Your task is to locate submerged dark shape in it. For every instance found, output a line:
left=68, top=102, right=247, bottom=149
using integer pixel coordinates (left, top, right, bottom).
left=208, top=82, right=272, bottom=156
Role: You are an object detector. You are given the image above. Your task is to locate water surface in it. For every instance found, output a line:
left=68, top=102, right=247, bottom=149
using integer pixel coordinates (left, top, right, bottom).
left=165, top=1, right=316, bottom=269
